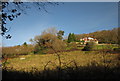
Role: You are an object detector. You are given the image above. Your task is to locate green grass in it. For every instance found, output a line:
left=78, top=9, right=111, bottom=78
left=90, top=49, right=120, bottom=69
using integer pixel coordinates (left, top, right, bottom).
left=94, top=44, right=119, bottom=50
left=65, top=46, right=83, bottom=50
left=66, top=44, right=119, bottom=51
left=5, top=50, right=119, bottom=72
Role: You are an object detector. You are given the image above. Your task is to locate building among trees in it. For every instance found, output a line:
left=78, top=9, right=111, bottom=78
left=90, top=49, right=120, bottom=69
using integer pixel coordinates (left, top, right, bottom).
left=80, top=37, right=98, bottom=44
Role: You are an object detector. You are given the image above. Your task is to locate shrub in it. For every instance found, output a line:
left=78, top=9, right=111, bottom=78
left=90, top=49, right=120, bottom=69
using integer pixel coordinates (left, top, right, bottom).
left=82, top=42, right=96, bottom=51
left=113, top=48, right=120, bottom=51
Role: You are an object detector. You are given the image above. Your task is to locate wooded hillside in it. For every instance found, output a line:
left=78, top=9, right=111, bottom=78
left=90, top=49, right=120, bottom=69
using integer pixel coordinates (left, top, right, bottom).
left=75, top=27, right=120, bottom=44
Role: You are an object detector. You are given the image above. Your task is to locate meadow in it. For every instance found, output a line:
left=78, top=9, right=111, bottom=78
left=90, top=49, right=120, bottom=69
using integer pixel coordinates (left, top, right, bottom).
left=4, top=51, right=119, bottom=71
left=3, top=48, right=120, bottom=80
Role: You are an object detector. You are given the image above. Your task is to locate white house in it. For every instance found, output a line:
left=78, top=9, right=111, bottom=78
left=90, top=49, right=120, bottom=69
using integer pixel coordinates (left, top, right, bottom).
left=80, top=37, right=98, bottom=44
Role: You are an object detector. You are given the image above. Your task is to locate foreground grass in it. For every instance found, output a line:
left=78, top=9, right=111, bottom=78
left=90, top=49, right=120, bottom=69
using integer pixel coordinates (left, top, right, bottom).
left=3, top=64, right=120, bottom=81
left=94, top=44, right=119, bottom=50
left=3, top=50, right=120, bottom=80
left=5, top=51, right=119, bottom=71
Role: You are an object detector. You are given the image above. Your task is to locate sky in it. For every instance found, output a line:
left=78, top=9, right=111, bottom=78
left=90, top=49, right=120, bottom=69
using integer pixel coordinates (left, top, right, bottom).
left=2, top=2, right=118, bottom=47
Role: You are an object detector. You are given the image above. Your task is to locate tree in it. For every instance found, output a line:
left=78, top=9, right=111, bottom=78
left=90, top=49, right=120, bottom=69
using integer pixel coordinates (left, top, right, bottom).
left=42, top=27, right=57, bottom=35
left=67, top=33, right=76, bottom=43
left=30, top=28, right=58, bottom=53
left=71, top=33, right=76, bottom=41
left=32, top=27, right=66, bottom=51
left=67, top=33, right=72, bottom=43
left=23, top=42, right=27, bottom=46
left=57, top=30, right=64, bottom=40
left=74, top=27, right=119, bottom=44
left=1, top=1, right=59, bottom=38
left=34, top=28, right=66, bottom=69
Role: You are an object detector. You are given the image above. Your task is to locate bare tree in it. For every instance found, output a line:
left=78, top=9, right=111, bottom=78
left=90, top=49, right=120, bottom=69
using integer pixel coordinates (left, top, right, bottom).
left=32, top=27, right=66, bottom=68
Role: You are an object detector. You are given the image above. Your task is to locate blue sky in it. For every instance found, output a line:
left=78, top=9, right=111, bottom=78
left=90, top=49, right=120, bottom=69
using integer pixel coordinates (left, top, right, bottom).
left=2, top=2, right=118, bottom=46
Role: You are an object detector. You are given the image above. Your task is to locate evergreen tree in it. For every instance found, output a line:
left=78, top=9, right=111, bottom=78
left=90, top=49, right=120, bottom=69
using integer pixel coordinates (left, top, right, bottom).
left=23, top=42, right=27, bottom=46
left=67, top=33, right=76, bottom=43
left=71, top=33, right=76, bottom=42
left=68, top=33, right=72, bottom=43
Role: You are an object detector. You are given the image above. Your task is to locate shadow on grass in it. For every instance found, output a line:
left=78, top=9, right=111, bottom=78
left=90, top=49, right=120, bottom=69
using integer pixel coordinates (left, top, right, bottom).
left=2, top=64, right=120, bottom=81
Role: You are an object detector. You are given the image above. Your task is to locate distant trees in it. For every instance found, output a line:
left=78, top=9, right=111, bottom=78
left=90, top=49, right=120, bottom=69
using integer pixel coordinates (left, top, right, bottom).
left=75, top=27, right=120, bottom=44
left=2, top=44, right=34, bottom=58
left=2, top=27, right=119, bottom=58
left=67, top=33, right=76, bottom=43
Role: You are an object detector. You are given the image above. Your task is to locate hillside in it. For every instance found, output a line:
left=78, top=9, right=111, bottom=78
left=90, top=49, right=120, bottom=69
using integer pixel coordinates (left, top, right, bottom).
left=75, top=27, right=120, bottom=44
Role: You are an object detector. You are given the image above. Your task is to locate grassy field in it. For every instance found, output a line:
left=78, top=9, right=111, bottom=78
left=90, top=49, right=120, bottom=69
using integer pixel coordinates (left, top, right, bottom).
left=94, top=44, right=119, bottom=50
left=3, top=44, right=120, bottom=80
left=3, top=50, right=120, bottom=80
left=4, top=50, right=119, bottom=72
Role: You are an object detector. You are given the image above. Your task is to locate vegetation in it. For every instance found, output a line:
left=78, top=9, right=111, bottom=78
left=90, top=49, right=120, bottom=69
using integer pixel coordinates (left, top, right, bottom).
left=2, top=27, right=120, bottom=80
left=2, top=51, right=120, bottom=80
left=75, top=27, right=120, bottom=44
left=2, top=44, right=34, bottom=58
left=1, top=2, right=120, bottom=80
left=3, top=51, right=118, bottom=70
left=67, top=33, right=76, bottom=43
left=3, top=64, right=120, bottom=80
left=2, top=27, right=120, bottom=58
left=82, top=42, right=96, bottom=51
left=30, top=27, right=66, bottom=54
left=57, top=30, right=64, bottom=40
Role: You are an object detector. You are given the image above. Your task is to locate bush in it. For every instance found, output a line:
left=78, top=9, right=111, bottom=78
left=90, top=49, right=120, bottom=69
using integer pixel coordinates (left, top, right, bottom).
left=82, top=42, right=96, bottom=51
left=113, top=48, right=120, bottom=51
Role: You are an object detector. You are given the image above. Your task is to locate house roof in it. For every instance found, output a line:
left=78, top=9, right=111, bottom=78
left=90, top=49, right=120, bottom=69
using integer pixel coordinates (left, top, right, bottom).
left=80, top=37, right=98, bottom=41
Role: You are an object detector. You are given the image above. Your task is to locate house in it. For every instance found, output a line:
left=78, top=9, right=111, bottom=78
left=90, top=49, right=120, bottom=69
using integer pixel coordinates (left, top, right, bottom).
left=80, top=37, right=98, bottom=44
